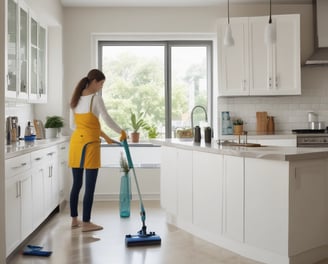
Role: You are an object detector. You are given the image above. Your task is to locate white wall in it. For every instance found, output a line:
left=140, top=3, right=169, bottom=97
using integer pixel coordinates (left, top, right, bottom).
left=62, top=4, right=316, bottom=137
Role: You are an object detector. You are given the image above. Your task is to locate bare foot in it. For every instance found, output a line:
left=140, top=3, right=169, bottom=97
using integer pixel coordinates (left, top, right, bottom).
left=71, top=218, right=82, bottom=229
left=82, top=222, right=103, bottom=232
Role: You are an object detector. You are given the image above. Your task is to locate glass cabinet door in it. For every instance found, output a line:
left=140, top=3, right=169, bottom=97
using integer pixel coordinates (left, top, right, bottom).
left=30, top=17, right=38, bottom=99
left=7, top=0, right=18, bottom=98
left=38, top=26, right=46, bottom=100
left=18, top=3, right=29, bottom=99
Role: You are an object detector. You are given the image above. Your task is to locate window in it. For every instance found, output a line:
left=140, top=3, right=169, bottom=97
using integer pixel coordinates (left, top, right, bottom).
left=98, top=41, right=212, bottom=139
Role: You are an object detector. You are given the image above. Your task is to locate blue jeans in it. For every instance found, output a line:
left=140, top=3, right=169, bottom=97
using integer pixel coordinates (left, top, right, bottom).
left=70, top=168, right=98, bottom=222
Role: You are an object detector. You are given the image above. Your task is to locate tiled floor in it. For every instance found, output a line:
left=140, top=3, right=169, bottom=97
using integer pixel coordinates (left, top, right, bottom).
left=6, top=200, right=328, bottom=264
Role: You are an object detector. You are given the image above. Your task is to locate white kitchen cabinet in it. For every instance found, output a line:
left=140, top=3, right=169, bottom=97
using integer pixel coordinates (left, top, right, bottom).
left=58, top=142, right=69, bottom=203
left=6, top=0, right=18, bottom=99
left=43, top=146, right=59, bottom=215
left=222, top=155, right=244, bottom=242
left=31, top=148, right=46, bottom=228
left=250, top=15, right=300, bottom=95
left=5, top=153, right=32, bottom=257
left=244, top=157, right=289, bottom=255
left=193, top=151, right=223, bottom=235
left=289, top=159, right=328, bottom=256
left=219, top=14, right=300, bottom=96
left=17, top=1, right=29, bottom=100
left=219, top=17, right=250, bottom=96
left=6, top=0, right=48, bottom=103
left=176, top=149, right=193, bottom=229
left=29, top=13, right=47, bottom=103
left=160, top=146, right=178, bottom=216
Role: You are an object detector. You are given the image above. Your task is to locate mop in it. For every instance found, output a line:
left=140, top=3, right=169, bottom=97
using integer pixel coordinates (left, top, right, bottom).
left=120, top=139, right=161, bottom=247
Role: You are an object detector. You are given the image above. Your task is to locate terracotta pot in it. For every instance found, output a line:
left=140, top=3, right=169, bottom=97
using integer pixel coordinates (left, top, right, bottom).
left=233, top=125, right=243, bottom=135
left=130, top=132, right=140, bottom=143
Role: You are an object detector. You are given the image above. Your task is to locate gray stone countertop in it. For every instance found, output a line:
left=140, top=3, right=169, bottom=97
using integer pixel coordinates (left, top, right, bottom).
left=5, top=136, right=70, bottom=159
left=152, top=138, right=328, bottom=161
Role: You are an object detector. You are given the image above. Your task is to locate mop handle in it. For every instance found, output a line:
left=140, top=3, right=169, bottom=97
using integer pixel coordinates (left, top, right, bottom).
left=121, top=140, right=146, bottom=222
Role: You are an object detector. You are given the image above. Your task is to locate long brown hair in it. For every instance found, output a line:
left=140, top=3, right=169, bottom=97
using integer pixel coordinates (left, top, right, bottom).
left=70, top=69, right=106, bottom=109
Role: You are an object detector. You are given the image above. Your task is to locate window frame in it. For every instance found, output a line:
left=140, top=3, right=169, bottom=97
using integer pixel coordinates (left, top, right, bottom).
left=98, top=39, right=213, bottom=139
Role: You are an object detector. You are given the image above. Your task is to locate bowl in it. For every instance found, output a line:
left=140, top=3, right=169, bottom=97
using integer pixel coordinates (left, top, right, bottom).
left=24, top=135, right=36, bottom=141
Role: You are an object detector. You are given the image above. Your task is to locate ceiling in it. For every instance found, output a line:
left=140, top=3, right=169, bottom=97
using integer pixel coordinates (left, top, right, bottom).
left=60, top=0, right=312, bottom=7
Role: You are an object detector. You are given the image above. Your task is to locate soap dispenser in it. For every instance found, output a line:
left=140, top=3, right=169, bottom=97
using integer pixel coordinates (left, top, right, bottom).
left=194, top=126, right=201, bottom=143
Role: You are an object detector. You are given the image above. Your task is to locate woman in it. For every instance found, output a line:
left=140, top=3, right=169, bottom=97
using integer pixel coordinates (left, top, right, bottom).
left=69, top=69, right=126, bottom=232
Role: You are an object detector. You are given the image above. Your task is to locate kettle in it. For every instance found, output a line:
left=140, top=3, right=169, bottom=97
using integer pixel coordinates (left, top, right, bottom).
left=194, top=126, right=201, bottom=143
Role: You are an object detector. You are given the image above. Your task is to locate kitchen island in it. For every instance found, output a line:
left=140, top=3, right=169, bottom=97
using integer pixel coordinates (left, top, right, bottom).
left=154, top=139, right=328, bottom=264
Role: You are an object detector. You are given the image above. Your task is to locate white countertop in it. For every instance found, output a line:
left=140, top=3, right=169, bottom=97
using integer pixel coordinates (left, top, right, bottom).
left=152, top=138, right=328, bottom=161
left=5, top=136, right=70, bottom=159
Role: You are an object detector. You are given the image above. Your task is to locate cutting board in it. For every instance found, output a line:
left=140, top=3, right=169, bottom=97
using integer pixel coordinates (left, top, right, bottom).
left=256, top=112, right=268, bottom=133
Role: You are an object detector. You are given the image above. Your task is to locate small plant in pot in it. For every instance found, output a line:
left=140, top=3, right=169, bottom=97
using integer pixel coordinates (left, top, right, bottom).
left=44, top=115, right=64, bottom=138
left=233, top=118, right=244, bottom=135
left=130, top=110, right=148, bottom=143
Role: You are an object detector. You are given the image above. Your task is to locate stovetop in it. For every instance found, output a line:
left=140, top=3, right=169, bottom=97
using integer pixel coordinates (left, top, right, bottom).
left=292, top=129, right=327, bottom=134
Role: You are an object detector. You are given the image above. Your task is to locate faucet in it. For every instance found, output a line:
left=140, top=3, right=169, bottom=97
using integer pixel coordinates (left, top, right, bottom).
left=191, top=105, right=208, bottom=130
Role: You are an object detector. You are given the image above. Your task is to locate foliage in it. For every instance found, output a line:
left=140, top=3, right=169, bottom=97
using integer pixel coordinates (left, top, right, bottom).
left=44, top=116, right=64, bottom=128
left=120, top=152, right=130, bottom=173
left=233, top=119, right=243, bottom=126
left=145, top=125, right=159, bottom=139
left=130, top=110, right=148, bottom=133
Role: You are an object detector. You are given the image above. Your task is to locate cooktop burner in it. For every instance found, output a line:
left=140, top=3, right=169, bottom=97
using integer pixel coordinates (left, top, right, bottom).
left=292, top=129, right=326, bottom=134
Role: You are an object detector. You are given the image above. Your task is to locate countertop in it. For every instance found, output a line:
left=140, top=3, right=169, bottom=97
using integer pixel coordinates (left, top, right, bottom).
left=5, top=136, right=70, bottom=159
left=152, top=138, right=328, bottom=161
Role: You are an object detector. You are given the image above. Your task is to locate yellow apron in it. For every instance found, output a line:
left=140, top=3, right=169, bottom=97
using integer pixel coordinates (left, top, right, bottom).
left=69, top=96, right=101, bottom=169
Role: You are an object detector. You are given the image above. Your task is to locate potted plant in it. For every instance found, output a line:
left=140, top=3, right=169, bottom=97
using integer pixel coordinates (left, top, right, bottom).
left=130, top=110, right=148, bottom=143
left=146, top=125, right=159, bottom=139
left=44, top=115, right=64, bottom=138
left=233, top=118, right=243, bottom=135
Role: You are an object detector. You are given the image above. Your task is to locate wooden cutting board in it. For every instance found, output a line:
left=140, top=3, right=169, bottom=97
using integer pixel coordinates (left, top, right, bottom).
left=256, top=112, right=268, bottom=133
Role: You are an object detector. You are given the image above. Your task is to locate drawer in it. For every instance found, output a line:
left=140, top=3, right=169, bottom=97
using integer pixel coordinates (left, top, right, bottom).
left=5, top=153, right=31, bottom=178
left=31, top=148, right=48, bottom=167
left=58, top=142, right=69, bottom=157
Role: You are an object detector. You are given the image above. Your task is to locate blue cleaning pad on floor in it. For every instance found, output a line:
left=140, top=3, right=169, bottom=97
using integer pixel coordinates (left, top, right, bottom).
left=22, top=245, right=52, bottom=257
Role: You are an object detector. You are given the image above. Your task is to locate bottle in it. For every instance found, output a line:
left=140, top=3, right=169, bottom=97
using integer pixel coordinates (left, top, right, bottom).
left=119, top=173, right=131, bottom=218
left=194, top=126, right=201, bottom=143
left=205, top=127, right=212, bottom=143
left=25, top=121, right=32, bottom=136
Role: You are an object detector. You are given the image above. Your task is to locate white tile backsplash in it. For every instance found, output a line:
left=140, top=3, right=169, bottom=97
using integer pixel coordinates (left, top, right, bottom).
left=218, top=67, right=328, bottom=134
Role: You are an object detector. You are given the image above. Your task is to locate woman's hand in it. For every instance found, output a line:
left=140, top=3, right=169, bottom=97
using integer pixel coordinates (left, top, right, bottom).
left=120, top=130, right=127, bottom=142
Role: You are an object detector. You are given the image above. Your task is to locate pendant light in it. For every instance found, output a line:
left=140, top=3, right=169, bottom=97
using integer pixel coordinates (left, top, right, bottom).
left=223, top=0, right=234, bottom=47
left=264, top=0, right=276, bottom=45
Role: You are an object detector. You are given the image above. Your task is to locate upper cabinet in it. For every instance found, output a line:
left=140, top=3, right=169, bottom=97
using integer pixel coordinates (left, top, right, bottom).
left=6, top=0, right=48, bottom=103
left=218, top=14, right=301, bottom=97
left=7, top=0, right=18, bottom=99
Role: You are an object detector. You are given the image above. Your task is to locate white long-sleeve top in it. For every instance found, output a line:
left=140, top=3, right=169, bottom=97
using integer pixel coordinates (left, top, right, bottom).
left=69, top=93, right=122, bottom=134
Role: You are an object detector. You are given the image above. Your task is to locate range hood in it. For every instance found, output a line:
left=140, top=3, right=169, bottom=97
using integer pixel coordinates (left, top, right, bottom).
left=305, top=0, right=328, bottom=66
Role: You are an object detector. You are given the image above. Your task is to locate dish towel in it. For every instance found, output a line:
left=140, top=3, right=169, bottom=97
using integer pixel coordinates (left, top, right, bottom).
left=22, top=245, right=52, bottom=257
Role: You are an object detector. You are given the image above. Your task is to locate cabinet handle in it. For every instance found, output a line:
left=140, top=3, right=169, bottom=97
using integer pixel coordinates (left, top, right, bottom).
left=60, top=146, right=66, bottom=150
left=11, top=162, right=27, bottom=169
left=268, top=77, right=272, bottom=89
left=34, top=157, right=42, bottom=161
left=47, top=152, right=55, bottom=156
left=16, top=181, right=21, bottom=198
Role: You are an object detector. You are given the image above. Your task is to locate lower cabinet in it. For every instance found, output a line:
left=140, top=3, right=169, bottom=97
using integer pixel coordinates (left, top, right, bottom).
left=223, top=155, right=244, bottom=242
left=193, top=151, right=223, bottom=235
left=58, top=142, right=69, bottom=203
left=5, top=142, right=67, bottom=257
left=5, top=153, right=32, bottom=256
